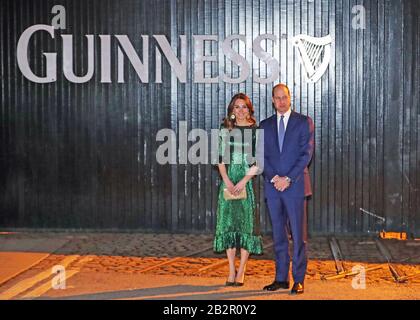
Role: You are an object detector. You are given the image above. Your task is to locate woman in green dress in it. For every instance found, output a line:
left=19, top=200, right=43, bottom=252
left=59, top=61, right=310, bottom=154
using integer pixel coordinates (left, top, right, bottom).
left=214, top=93, right=263, bottom=286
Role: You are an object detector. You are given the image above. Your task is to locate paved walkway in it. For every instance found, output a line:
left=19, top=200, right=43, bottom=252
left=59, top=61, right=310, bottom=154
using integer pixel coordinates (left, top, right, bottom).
left=0, top=236, right=68, bottom=287
left=0, top=232, right=419, bottom=300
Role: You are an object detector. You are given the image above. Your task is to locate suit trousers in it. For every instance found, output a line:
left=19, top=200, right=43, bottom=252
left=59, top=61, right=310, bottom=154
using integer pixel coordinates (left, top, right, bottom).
left=266, top=195, right=307, bottom=283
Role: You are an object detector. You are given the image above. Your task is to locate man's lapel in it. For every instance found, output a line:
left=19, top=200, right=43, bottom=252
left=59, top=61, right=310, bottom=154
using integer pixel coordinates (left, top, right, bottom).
left=270, top=114, right=281, bottom=154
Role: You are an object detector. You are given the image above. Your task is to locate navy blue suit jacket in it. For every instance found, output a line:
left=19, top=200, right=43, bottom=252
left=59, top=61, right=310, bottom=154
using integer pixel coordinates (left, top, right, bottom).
left=258, top=112, right=314, bottom=199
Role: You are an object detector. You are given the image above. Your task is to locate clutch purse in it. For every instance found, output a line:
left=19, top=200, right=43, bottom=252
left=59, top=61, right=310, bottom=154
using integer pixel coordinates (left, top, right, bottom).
left=223, top=188, right=247, bottom=200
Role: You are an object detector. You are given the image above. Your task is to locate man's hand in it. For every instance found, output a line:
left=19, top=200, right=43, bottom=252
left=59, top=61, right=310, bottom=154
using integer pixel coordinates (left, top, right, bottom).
left=273, top=176, right=291, bottom=192
left=271, top=175, right=281, bottom=183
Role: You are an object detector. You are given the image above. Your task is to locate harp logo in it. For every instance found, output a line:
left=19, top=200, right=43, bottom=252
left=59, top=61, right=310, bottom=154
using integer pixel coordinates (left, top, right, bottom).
left=291, top=34, right=333, bottom=83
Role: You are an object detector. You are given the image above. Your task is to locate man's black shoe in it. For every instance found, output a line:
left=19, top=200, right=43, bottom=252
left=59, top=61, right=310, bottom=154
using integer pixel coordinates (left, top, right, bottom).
left=263, top=281, right=290, bottom=291
left=290, top=282, right=304, bottom=295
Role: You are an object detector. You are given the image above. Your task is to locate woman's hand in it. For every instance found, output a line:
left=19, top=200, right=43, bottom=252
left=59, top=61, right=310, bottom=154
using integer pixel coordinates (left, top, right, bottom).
left=224, top=179, right=236, bottom=194
left=233, top=179, right=247, bottom=195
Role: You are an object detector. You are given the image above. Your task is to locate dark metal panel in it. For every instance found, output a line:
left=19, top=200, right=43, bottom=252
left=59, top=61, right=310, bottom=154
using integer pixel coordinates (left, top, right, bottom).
left=258, top=0, right=270, bottom=233
left=367, top=0, right=380, bottom=234
left=341, top=0, right=351, bottom=233
left=321, top=0, right=332, bottom=233
left=354, top=0, right=364, bottom=234
left=170, top=0, right=178, bottom=231
left=0, top=0, right=5, bottom=224
left=207, top=0, right=219, bottom=232
left=332, top=0, right=343, bottom=233
left=415, top=2, right=420, bottom=237
left=96, top=0, right=108, bottom=229
left=184, top=0, right=192, bottom=231
left=402, top=0, right=412, bottom=236
left=327, top=0, right=336, bottom=233
left=383, top=0, right=404, bottom=232
left=192, top=0, right=202, bottom=231
left=293, top=0, right=301, bottom=112
left=347, top=0, right=357, bottom=233
left=2, top=0, right=13, bottom=226
left=305, top=0, right=316, bottom=231
left=407, top=0, right=420, bottom=237
left=201, top=0, right=212, bottom=231
left=311, top=0, right=325, bottom=233
left=15, top=0, right=25, bottom=227
left=175, top=0, right=184, bottom=232
left=362, top=0, right=373, bottom=233
left=376, top=0, right=386, bottom=231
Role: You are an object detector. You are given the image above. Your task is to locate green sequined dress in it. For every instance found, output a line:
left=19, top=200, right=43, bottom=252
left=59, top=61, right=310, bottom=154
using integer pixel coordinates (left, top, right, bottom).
left=213, top=124, right=263, bottom=255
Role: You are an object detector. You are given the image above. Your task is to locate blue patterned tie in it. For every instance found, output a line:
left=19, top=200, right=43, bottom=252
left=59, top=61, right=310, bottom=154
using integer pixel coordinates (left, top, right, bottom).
left=278, top=115, right=285, bottom=153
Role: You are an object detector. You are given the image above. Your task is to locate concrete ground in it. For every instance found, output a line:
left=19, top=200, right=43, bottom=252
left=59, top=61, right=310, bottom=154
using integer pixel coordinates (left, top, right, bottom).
left=0, top=232, right=419, bottom=300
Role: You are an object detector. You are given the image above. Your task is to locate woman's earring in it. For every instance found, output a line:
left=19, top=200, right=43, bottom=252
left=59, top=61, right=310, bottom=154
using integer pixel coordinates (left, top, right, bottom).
left=230, top=114, right=236, bottom=120
left=246, top=114, right=251, bottom=120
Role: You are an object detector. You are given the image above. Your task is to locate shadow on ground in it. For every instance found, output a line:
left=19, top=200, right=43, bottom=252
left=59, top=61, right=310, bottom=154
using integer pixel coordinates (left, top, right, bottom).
left=34, top=284, right=289, bottom=300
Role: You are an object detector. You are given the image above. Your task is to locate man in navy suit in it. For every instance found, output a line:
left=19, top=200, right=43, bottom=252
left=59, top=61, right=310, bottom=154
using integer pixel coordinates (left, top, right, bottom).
left=258, top=84, right=314, bottom=295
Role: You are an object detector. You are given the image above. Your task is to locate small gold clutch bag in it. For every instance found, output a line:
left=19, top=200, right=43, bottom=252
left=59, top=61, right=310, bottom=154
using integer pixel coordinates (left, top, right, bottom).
left=223, top=188, right=247, bottom=200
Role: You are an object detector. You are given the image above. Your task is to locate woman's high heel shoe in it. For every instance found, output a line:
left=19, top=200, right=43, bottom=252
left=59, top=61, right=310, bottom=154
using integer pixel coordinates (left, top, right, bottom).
left=226, top=271, right=236, bottom=286
left=234, top=273, right=245, bottom=286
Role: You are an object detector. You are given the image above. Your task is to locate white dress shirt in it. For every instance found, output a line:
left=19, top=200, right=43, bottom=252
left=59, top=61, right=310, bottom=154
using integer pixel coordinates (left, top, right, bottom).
left=277, top=108, right=292, bottom=132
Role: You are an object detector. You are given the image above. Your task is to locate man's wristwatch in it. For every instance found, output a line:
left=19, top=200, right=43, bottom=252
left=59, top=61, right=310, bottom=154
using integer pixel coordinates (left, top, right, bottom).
left=285, top=176, right=292, bottom=184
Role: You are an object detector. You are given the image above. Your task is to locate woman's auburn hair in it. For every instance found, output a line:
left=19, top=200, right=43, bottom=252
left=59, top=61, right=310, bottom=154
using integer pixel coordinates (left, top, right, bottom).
left=222, top=93, right=257, bottom=131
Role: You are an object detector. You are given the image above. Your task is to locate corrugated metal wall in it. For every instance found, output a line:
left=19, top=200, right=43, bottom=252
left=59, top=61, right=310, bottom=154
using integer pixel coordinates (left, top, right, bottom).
left=0, top=0, right=173, bottom=230
left=1, top=0, right=419, bottom=236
